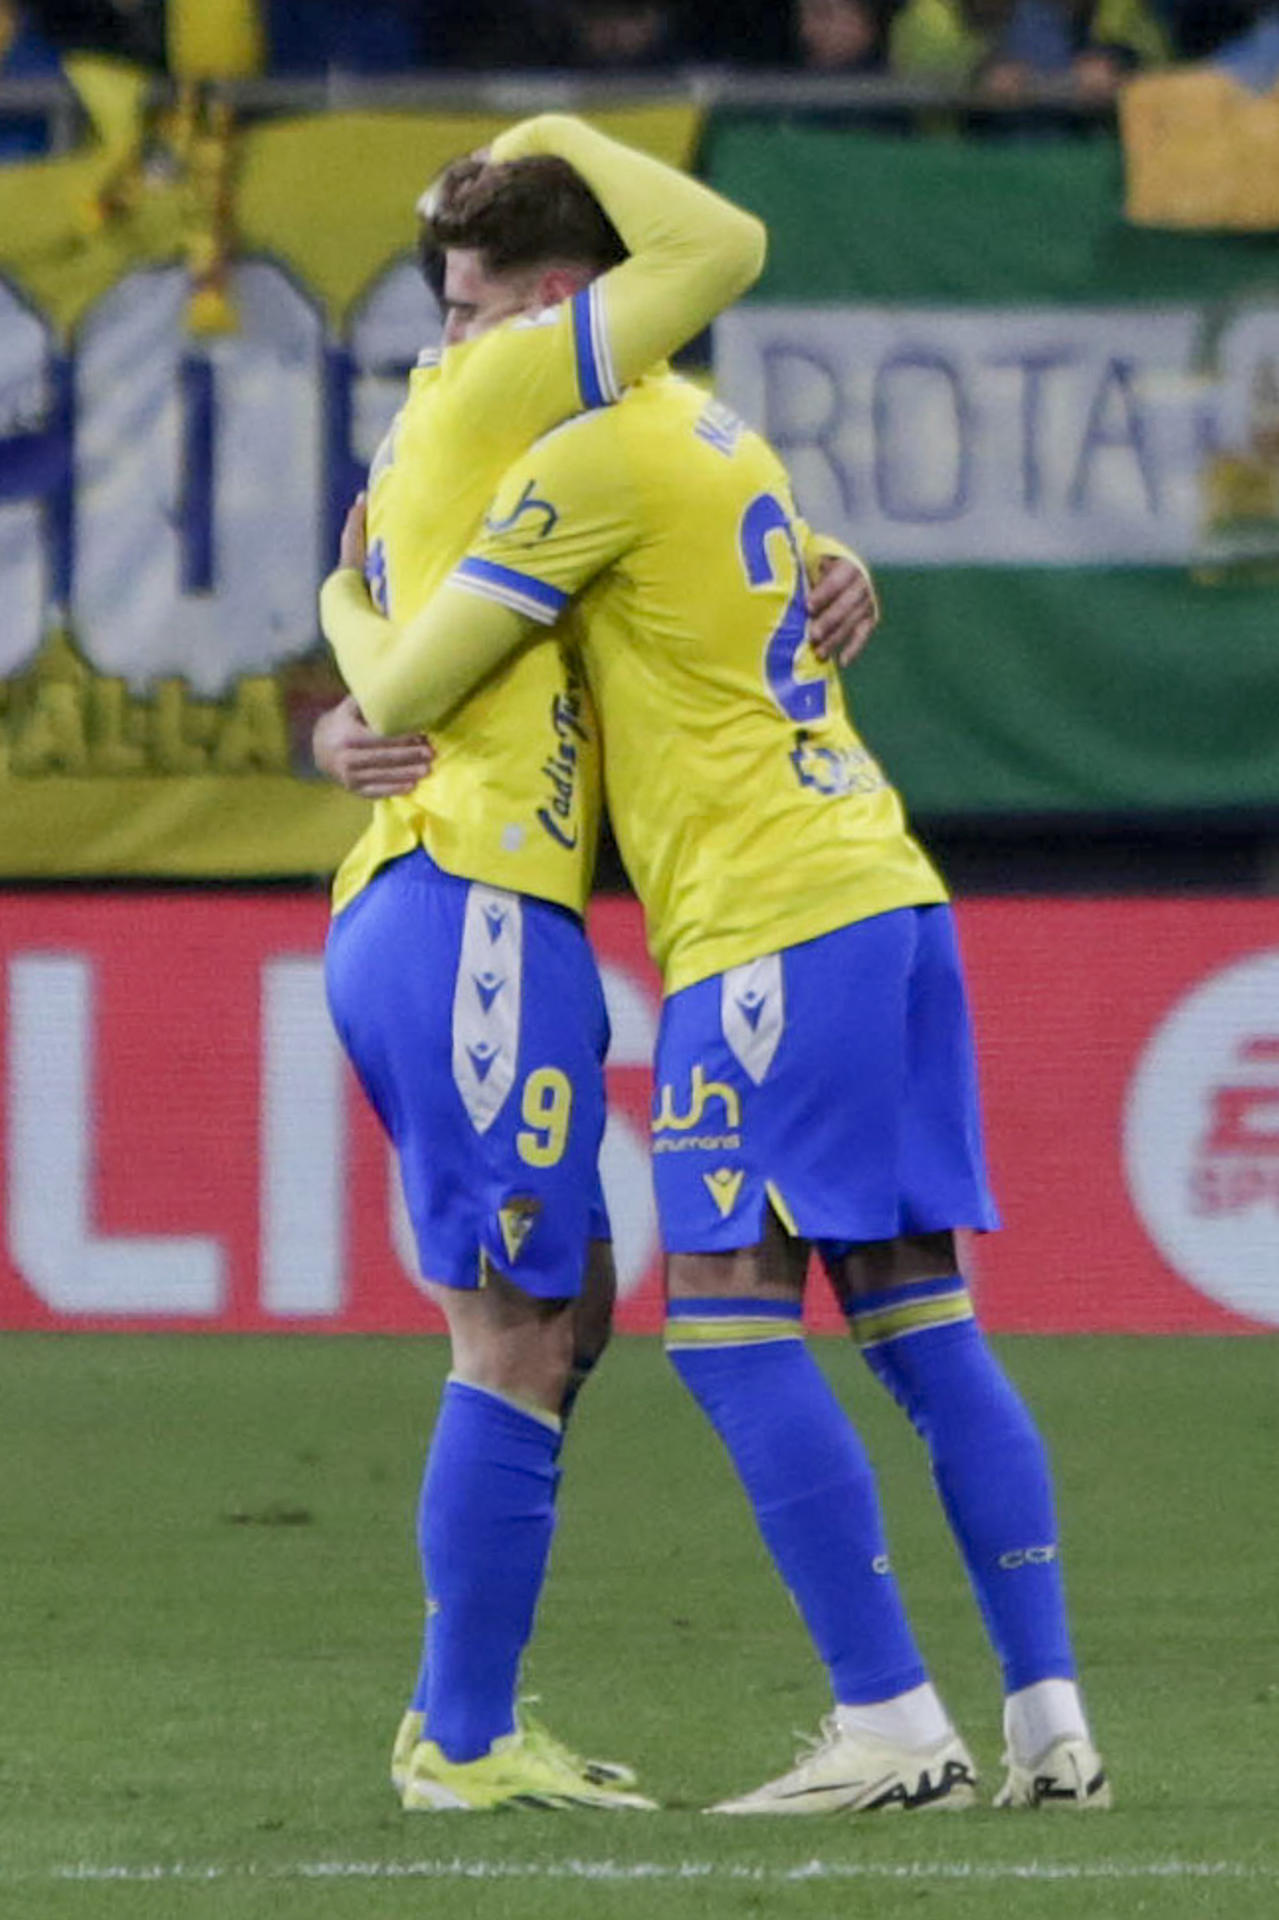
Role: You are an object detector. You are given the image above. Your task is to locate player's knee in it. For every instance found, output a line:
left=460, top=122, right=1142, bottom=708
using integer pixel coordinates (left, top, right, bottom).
left=428, top=1274, right=577, bottom=1416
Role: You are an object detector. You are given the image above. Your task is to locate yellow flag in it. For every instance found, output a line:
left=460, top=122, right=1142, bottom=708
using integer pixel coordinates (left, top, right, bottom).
left=63, top=54, right=149, bottom=162
left=1123, top=68, right=1279, bottom=230
left=167, top=0, right=265, bottom=81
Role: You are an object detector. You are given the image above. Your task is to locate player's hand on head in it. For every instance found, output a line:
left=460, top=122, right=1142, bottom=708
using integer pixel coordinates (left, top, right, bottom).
left=311, top=695, right=434, bottom=798
left=339, top=493, right=369, bottom=573
left=808, top=556, right=879, bottom=667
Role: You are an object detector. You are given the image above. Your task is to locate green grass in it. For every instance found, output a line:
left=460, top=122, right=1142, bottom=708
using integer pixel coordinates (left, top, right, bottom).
left=1, top=1334, right=1276, bottom=1919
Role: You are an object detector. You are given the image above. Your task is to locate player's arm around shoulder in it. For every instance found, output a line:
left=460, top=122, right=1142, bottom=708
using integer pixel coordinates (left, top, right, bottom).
left=465, top=405, right=638, bottom=602
left=491, top=113, right=766, bottom=386
left=320, top=493, right=544, bottom=738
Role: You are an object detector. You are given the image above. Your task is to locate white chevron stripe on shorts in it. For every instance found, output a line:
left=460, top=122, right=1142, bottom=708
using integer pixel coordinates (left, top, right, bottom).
left=451, top=884, right=523, bottom=1135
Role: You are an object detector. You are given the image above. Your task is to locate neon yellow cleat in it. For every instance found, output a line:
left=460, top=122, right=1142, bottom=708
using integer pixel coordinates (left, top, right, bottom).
left=708, top=1717, right=978, bottom=1816
left=401, top=1726, right=657, bottom=1811
left=391, top=1702, right=639, bottom=1797
left=994, top=1737, right=1112, bottom=1809
left=518, top=1704, right=640, bottom=1790
left=390, top=1709, right=424, bottom=1796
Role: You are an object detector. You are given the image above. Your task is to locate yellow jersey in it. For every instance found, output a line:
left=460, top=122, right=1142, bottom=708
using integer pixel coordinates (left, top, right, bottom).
left=324, top=373, right=946, bottom=994
left=329, top=111, right=766, bottom=916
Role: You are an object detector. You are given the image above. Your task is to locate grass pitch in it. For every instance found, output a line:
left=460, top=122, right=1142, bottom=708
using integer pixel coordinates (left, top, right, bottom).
left=1, top=1333, right=1275, bottom=1919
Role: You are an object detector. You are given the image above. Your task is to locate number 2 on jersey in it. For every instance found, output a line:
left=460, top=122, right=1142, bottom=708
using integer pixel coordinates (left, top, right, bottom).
left=517, top=1067, right=572, bottom=1168
left=739, top=493, right=828, bottom=724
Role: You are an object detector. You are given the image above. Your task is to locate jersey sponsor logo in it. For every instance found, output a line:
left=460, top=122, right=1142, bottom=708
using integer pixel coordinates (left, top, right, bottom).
left=497, top=1195, right=541, bottom=1265
left=653, top=1063, right=742, bottom=1155
left=1124, top=949, right=1279, bottom=1327
left=790, top=733, right=888, bottom=798
left=702, top=1167, right=744, bottom=1219
left=536, top=657, right=589, bottom=852
left=484, top=478, right=559, bottom=542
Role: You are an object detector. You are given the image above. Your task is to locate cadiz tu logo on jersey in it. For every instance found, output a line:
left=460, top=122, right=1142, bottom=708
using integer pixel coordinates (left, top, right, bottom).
left=651, top=1064, right=742, bottom=1154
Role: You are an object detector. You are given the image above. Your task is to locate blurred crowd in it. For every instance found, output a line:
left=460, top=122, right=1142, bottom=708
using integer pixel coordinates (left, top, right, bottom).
left=3, top=1, right=1278, bottom=158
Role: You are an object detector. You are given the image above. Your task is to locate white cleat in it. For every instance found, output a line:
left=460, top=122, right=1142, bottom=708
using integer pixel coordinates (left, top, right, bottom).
left=994, top=1735, right=1112, bottom=1809
left=708, top=1716, right=978, bottom=1816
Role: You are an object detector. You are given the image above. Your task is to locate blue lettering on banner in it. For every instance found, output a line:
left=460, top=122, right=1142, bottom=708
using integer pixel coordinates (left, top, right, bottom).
left=1069, top=357, right=1159, bottom=516
left=177, top=355, right=216, bottom=595
left=760, top=341, right=856, bottom=516
left=988, top=346, right=1078, bottom=515
left=713, top=300, right=1257, bottom=566
left=873, top=348, right=972, bottom=524
left=0, top=340, right=74, bottom=607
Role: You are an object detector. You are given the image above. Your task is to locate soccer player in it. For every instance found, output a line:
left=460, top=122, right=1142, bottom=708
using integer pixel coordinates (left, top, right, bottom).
left=322, top=287, right=1111, bottom=1814
left=323, top=110, right=771, bottom=1813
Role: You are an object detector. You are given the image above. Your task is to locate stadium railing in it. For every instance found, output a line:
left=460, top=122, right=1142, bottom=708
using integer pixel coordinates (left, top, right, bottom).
left=0, top=66, right=1119, bottom=156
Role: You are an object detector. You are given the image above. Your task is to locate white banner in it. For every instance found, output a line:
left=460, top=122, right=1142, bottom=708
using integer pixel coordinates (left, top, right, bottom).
left=715, top=301, right=1279, bottom=567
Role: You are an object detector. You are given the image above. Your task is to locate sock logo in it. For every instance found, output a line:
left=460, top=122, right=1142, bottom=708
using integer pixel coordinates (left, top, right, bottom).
left=703, top=1167, right=744, bottom=1218
left=997, top=1544, right=1058, bottom=1570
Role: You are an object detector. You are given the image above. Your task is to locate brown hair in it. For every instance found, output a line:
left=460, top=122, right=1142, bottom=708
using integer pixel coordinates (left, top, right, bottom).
left=417, top=153, right=626, bottom=298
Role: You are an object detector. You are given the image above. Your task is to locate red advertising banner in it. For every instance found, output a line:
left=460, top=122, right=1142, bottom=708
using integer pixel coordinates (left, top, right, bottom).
left=1, top=893, right=1277, bottom=1335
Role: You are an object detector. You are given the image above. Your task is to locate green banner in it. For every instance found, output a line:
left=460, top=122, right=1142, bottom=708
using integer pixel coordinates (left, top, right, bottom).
left=705, top=121, right=1279, bottom=817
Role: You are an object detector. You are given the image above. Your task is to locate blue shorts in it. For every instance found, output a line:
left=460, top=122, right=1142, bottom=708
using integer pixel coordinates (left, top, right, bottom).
left=651, top=904, right=999, bottom=1254
left=325, top=850, right=610, bottom=1297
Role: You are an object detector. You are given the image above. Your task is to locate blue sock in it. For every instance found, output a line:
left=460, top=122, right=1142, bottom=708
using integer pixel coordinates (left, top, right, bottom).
left=667, top=1299, right=928, bottom=1705
left=848, top=1277, right=1077, bottom=1693
left=408, top=1359, right=592, bottom=1719
left=412, top=1378, right=562, bottom=1762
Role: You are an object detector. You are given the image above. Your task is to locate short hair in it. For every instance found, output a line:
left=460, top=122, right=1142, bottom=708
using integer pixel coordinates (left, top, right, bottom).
left=416, top=152, right=627, bottom=299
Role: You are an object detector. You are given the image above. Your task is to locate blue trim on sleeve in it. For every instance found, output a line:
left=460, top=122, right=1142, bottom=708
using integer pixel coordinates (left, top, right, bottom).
left=454, top=556, right=570, bottom=623
left=571, top=287, right=607, bottom=411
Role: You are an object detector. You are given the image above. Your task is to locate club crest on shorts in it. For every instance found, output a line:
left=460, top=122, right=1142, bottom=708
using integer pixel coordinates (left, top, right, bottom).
left=497, top=1195, right=542, bottom=1265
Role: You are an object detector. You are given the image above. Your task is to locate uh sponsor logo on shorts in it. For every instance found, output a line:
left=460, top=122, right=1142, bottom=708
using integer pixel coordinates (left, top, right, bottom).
left=652, top=1065, right=744, bottom=1220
